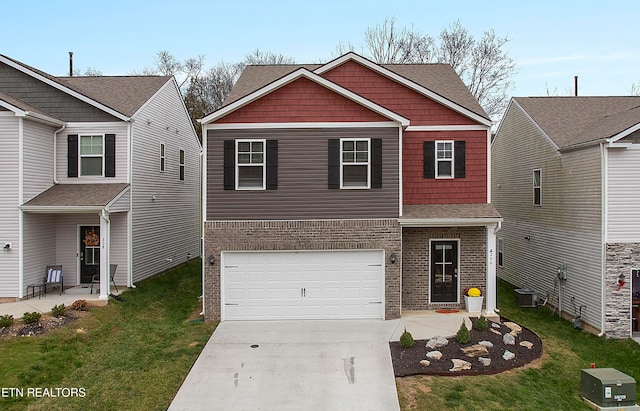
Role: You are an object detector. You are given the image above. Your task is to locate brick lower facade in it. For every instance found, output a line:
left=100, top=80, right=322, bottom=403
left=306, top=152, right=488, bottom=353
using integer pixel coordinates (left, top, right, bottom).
left=402, top=226, right=487, bottom=311
left=203, top=219, right=401, bottom=321
left=604, top=242, right=640, bottom=339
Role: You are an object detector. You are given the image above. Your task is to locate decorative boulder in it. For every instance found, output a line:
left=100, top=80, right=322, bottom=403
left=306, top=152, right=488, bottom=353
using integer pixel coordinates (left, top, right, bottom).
left=426, top=351, right=443, bottom=360
left=426, top=336, right=449, bottom=349
left=503, top=333, right=516, bottom=345
left=503, top=350, right=516, bottom=361
left=461, top=344, right=489, bottom=358
left=449, top=359, right=472, bottom=372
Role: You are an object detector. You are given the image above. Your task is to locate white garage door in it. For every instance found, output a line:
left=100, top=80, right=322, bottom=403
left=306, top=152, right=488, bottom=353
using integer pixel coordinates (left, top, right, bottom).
left=222, top=250, right=385, bottom=320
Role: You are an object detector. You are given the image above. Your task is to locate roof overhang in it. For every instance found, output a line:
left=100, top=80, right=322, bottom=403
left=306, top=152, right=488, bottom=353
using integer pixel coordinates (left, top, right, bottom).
left=20, top=184, right=130, bottom=213
left=399, top=204, right=502, bottom=227
left=200, top=67, right=410, bottom=127
left=399, top=217, right=503, bottom=227
left=316, top=52, right=492, bottom=127
left=0, top=99, right=66, bottom=127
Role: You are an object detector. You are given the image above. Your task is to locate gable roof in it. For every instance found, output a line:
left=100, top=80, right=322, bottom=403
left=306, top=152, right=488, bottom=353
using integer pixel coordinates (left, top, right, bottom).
left=513, top=96, right=640, bottom=149
left=21, top=183, right=130, bottom=212
left=215, top=52, right=489, bottom=126
left=0, top=54, right=171, bottom=121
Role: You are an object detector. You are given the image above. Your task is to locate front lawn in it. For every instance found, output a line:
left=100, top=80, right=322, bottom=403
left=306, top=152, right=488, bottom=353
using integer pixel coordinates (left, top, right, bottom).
left=396, top=279, right=640, bottom=410
left=0, top=259, right=217, bottom=411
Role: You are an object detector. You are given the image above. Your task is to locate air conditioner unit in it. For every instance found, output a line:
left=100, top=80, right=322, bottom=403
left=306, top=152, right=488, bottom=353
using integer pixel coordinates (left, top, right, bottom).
left=514, top=288, right=537, bottom=308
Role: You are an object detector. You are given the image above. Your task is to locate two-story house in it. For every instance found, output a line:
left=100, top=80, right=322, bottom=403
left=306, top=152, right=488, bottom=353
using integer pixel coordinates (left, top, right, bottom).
left=0, top=55, right=201, bottom=300
left=492, top=96, right=640, bottom=338
left=201, top=52, right=501, bottom=321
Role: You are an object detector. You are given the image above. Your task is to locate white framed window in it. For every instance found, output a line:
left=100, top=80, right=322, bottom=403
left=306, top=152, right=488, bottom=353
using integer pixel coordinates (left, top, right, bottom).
left=341, top=138, right=370, bottom=188
left=436, top=140, right=454, bottom=178
left=160, top=143, right=165, bottom=172
left=80, top=135, right=104, bottom=176
left=497, top=237, right=504, bottom=268
left=533, top=169, right=542, bottom=206
left=179, top=149, right=185, bottom=181
left=236, top=139, right=265, bottom=190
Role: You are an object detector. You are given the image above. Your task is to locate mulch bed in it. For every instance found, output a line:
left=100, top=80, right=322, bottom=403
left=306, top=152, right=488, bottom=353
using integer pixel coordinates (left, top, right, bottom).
left=0, top=310, right=88, bottom=338
left=390, top=317, right=543, bottom=377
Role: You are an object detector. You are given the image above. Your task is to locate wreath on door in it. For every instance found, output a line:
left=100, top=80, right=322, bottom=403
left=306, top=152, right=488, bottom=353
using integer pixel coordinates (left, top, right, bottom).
left=83, top=230, right=99, bottom=246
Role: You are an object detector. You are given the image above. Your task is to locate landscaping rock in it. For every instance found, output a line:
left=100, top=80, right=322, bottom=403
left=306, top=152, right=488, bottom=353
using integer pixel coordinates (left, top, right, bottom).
left=491, top=322, right=501, bottom=329
left=490, top=328, right=502, bottom=336
left=520, top=341, right=534, bottom=349
left=461, top=344, right=489, bottom=358
left=426, top=336, right=449, bottom=349
left=449, top=359, right=472, bottom=372
left=478, top=340, right=494, bottom=348
left=504, top=321, right=522, bottom=336
left=420, top=360, right=431, bottom=367
left=503, top=333, right=516, bottom=345
left=503, top=350, right=515, bottom=361
left=426, top=351, right=443, bottom=360
left=478, top=357, right=491, bottom=366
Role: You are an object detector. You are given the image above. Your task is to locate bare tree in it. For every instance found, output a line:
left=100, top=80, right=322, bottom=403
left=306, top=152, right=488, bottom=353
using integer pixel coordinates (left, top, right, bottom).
left=245, top=49, right=295, bottom=65
left=361, top=18, right=517, bottom=121
left=629, top=82, right=640, bottom=96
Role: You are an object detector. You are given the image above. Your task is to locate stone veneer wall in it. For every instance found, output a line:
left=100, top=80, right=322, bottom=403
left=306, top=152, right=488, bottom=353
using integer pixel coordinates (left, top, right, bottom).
left=203, top=219, right=401, bottom=321
left=604, top=242, right=640, bottom=338
left=402, top=226, right=487, bottom=311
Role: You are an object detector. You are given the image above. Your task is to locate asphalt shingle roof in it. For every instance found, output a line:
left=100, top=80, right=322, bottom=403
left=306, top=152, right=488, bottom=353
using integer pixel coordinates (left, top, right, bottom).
left=22, top=184, right=129, bottom=208
left=403, top=204, right=502, bottom=220
left=514, top=96, right=640, bottom=148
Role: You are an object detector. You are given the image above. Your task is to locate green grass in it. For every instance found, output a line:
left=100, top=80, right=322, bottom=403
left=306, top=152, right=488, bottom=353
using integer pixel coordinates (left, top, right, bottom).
left=0, top=259, right=217, bottom=411
left=397, top=279, right=640, bottom=410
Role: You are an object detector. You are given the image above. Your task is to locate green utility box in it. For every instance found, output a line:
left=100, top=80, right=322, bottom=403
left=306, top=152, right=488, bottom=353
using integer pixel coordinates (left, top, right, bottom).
left=581, top=368, right=636, bottom=407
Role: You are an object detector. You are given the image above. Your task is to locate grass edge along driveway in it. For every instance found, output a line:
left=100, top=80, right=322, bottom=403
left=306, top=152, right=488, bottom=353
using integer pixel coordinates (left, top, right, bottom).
left=396, top=279, right=640, bottom=411
left=0, top=259, right=217, bottom=411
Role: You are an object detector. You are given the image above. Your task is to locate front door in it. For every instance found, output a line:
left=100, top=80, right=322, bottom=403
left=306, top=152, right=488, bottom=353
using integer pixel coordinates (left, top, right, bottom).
left=80, top=226, right=100, bottom=284
left=430, top=240, right=458, bottom=302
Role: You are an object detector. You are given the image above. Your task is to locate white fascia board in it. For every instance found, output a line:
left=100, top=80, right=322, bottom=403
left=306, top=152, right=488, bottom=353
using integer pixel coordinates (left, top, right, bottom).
left=200, top=68, right=410, bottom=126
left=66, top=121, right=128, bottom=128
left=0, top=55, right=129, bottom=121
left=0, top=100, right=25, bottom=115
left=19, top=205, right=105, bottom=213
left=104, top=186, right=131, bottom=211
left=406, top=125, right=489, bottom=131
left=607, top=121, right=640, bottom=145
left=398, top=217, right=503, bottom=227
left=205, top=121, right=399, bottom=130
left=512, top=99, right=560, bottom=151
left=315, top=52, right=491, bottom=127
left=0, top=101, right=66, bottom=126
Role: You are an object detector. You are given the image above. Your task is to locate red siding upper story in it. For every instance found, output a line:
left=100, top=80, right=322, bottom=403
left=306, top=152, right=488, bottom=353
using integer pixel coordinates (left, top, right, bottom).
left=403, top=130, right=487, bottom=204
left=214, top=77, right=390, bottom=124
left=321, top=60, right=478, bottom=126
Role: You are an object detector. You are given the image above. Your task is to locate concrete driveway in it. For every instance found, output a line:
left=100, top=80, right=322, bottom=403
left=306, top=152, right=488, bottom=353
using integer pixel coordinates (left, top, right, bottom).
left=169, top=319, right=402, bottom=411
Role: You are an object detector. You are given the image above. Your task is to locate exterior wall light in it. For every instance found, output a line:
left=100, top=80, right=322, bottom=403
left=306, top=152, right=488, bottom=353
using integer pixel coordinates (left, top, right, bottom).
left=208, top=255, right=216, bottom=265
left=390, top=253, right=397, bottom=264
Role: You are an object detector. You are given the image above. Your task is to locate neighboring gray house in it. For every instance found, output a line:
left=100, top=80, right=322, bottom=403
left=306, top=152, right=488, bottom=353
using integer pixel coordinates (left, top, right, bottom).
left=0, top=55, right=201, bottom=300
left=492, top=96, right=640, bottom=338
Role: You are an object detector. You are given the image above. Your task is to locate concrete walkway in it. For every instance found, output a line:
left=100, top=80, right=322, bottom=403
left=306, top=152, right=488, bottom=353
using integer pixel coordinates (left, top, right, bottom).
left=169, top=311, right=473, bottom=411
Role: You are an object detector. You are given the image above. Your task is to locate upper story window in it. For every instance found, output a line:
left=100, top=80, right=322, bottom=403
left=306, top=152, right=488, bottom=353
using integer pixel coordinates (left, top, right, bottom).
left=179, top=149, right=185, bottom=181
left=67, top=133, right=115, bottom=178
left=533, top=169, right=542, bottom=206
left=341, top=138, right=370, bottom=188
left=236, top=139, right=265, bottom=190
left=435, top=141, right=453, bottom=178
left=80, top=135, right=103, bottom=176
left=160, top=143, right=165, bottom=172
left=423, top=140, right=465, bottom=179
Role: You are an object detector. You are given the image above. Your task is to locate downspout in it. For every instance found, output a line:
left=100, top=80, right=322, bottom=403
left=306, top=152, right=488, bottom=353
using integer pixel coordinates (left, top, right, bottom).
left=53, top=124, right=66, bottom=184
left=18, top=117, right=24, bottom=298
left=200, top=122, right=206, bottom=316
left=127, top=121, right=135, bottom=288
left=599, top=142, right=607, bottom=337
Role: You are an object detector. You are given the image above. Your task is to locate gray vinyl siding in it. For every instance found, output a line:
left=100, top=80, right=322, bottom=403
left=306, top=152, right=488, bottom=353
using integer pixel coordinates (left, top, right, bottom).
left=22, top=214, right=56, bottom=294
left=207, top=127, right=399, bottom=220
left=492, top=102, right=603, bottom=331
left=130, top=80, right=201, bottom=282
left=0, top=62, right=118, bottom=122
left=607, top=145, right=640, bottom=242
left=0, top=115, right=19, bottom=296
left=22, top=120, right=55, bottom=202
left=56, top=123, right=129, bottom=184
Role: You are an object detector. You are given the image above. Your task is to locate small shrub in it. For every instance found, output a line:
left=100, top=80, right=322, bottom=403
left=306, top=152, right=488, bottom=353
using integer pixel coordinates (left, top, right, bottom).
left=71, top=299, right=88, bottom=311
left=473, top=315, right=488, bottom=331
left=0, top=314, right=14, bottom=328
left=51, top=304, right=66, bottom=317
left=399, top=328, right=415, bottom=348
left=22, top=312, right=42, bottom=324
left=456, top=320, right=470, bottom=344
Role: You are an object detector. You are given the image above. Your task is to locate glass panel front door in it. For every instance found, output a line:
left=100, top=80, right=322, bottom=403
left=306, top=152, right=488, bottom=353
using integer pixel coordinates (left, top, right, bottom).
left=80, top=226, right=100, bottom=283
left=431, top=240, right=458, bottom=302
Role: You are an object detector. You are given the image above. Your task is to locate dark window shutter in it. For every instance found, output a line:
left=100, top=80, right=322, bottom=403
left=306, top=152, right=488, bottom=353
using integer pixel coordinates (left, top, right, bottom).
left=67, top=134, right=78, bottom=178
left=328, top=139, right=340, bottom=189
left=266, top=140, right=278, bottom=190
left=223, top=140, right=235, bottom=190
left=105, top=134, right=116, bottom=177
left=423, top=141, right=435, bottom=179
left=371, top=138, right=382, bottom=188
left=454, top=140, right=466, bottom=178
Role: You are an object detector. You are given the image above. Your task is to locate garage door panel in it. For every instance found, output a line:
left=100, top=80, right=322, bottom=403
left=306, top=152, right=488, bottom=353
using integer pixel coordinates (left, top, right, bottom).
left=223, top=250, right=384, bottom=320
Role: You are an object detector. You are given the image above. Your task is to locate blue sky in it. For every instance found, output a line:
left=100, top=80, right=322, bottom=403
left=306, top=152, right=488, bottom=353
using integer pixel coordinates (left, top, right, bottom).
left=2, top=1, right=639, bottom=98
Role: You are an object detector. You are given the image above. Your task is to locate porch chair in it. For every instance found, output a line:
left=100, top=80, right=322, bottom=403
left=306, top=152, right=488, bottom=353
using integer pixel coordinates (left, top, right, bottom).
left=90, top=264, right=119, bottom=294
left=27, top=265, right=63, bottom=299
